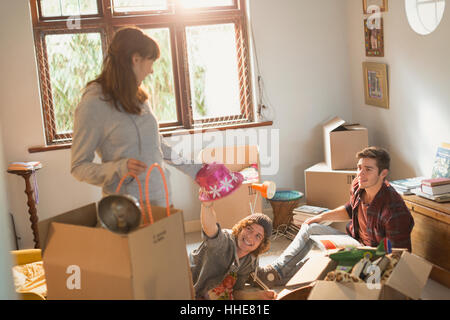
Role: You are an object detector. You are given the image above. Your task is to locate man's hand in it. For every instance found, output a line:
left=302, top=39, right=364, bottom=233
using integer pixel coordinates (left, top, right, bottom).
left=304, top=214, right=323, bottom=225
left=127, top=158, right=147, bottom=176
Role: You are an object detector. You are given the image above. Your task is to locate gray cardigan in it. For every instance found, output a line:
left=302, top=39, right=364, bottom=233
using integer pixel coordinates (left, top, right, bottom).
left=71, top=83, right=201, bottom=204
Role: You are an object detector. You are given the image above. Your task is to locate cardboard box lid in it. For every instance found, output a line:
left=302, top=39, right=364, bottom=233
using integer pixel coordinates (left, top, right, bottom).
left=323, top=116, right=366, bottom=133
left=385, top=251, right=433, bottom=300
left=323, top=116, right=347, bottom=134
left=308, top=281, right=381, bottom=300
left=305, top=162, right=357, bottom=174
left=286, top=253, right=337, bottom=288
left=38, top=203, right=98, bottom=252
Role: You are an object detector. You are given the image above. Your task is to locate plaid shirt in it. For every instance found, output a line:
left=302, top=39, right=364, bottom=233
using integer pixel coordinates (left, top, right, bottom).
left=345, top=178, right=414, bottom=251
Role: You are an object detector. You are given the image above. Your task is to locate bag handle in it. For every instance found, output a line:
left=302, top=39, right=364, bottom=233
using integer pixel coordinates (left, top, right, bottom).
left=115, top=172, right=147, bottom=224
left=144, top=163, right=170, bottom=225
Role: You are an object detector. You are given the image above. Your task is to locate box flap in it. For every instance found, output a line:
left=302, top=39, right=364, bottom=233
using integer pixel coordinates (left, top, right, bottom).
left=323, top=117, right=345, bottom=170
left=323, top=116, right=346, bottom=133
left=385, top=251, right=433, bottom=300
left=38, top=203, right=98, bottom=252
left=286, top=253, right=337, bottom=288
left=308, top=281, right=381, bottom=300
left=342, top=124, right=366, bottom=131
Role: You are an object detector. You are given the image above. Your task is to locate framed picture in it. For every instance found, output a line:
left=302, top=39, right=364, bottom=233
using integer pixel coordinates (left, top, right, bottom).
left=363, top=0, right=388, bottom=14
left=363, top=62, right=389, bottom=109
left=364, top=17, right=384, bottom=57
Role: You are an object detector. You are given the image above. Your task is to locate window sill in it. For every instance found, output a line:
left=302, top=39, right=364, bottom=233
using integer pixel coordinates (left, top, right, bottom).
left=28, top=121, right=273, bottom=153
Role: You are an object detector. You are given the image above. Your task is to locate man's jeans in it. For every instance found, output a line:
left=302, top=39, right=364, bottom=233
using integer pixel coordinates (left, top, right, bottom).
left=271, top=223, right=345, bottom=283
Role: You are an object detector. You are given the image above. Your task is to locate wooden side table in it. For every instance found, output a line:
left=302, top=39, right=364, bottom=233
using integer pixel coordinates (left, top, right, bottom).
left=402, top=195, right=450, bottom=272
left=7, top=168, right=41, bottom=248
left=268, top=190, right=304, bottom=229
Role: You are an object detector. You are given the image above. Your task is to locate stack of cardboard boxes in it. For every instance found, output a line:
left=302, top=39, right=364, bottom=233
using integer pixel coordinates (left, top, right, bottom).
left=304, top=116, right=368, bottom=232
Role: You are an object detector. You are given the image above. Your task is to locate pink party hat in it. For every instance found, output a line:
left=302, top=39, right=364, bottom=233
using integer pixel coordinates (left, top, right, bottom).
left=195, top=162, right=244, bottom=202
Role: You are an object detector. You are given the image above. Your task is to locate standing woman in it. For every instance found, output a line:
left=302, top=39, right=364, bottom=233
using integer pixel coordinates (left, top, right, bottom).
left=71, top=27, right=200, bottom=206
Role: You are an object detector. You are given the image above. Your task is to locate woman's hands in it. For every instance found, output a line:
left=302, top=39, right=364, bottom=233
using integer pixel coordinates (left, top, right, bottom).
left=127, top=158, right=147, bottom=176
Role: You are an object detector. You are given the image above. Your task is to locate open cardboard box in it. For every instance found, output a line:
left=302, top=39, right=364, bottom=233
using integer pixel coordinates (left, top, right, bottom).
left=323, top=116, right=368, bottom=170
left=285, top=248, right=434, bottom=300
left=200, top=145, right=262, bottom=229
left=38, top=203, right=194, bottom=300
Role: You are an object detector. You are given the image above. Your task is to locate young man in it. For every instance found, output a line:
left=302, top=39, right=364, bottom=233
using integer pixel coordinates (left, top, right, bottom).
left=189, top=201, right=277, bottom=300
left=257, top=146, right=415, bottom=287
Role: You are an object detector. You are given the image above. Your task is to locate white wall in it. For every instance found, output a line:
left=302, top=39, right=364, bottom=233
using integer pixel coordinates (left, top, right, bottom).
left=346, top=0, right=450, bottom=180
left=0, top=0, right=351, bottom=249
left=0, top=116, right=16, bottom=299
left=248, top=0, right=353, bottom=186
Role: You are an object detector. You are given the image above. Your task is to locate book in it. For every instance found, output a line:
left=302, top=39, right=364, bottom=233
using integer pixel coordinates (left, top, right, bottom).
left=390, top=176, right=425, bottom=191
left=8, top=161, right=42, bottom=171
left=422, top=183, right=450, bottom=195
left=391, top=187, right=414, bottom=195
left=412, top=188, right=450, bottom=203
left=293, top=205, right=329, bottom=214
left=310, top=235, right=362, bottom=251
left=431, top=145, right=450, bottom=179
left=422, top=177, right=450, bottom=187
left=421, top=177, right=450, bottom=195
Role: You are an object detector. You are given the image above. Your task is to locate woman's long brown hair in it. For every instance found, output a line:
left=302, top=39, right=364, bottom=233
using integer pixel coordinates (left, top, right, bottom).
left=87, top=26, right=160, bottom=114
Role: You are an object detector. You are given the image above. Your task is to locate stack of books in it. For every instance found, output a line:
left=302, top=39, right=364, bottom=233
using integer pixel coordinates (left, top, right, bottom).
left=412, top=177, right=450, bottom=203
left=7, top=161, right=42, bottom=171
left=292, top=205, right=329, bottom=227
left=389, top=176, right=425, bottom=195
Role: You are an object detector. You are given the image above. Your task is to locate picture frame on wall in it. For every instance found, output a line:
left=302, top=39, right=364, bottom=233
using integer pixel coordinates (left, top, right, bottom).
left=363, top=0, right=388, bottom=14
left=364, top=17, right=384, bottom=57
left=363, top=62, right=389, bottom=109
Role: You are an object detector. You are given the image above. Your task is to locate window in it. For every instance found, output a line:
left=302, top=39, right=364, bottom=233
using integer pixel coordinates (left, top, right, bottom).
left=29, top=0, right=255, bottom=146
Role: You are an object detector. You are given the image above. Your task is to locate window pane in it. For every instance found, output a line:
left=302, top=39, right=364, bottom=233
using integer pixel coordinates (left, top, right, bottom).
left=181, top=0, right=234, bottom=9
left=45, top=33, right=103, bottom=133
left=113, top=0, right=168, bottom=12
left=142, top=28, right=177, bottom=123
left=186, top=23, right=241, bottom=120
left=40, top=0, right=98, bottom=17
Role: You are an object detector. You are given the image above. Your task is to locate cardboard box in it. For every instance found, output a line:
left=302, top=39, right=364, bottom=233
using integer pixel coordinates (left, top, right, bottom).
left=297, top=250, right=434, bottom=300
left=305, top=162, right=356, bottom=210
left=200, top=145, right=262, bottom=229
left=285, top=253, right=337, bottom=289
left=323, top=116, right=368, bottom=170
left=305, top=163, right=356, bottom=232
left=38, top=203, right=194, bottom=300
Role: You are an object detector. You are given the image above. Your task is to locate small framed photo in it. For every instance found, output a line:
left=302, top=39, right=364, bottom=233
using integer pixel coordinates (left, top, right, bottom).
left=363, top=62, right=389, bottom=109
left=364, top=17, right=384, bottom=57
left=363, top=0, right=388, bottom=14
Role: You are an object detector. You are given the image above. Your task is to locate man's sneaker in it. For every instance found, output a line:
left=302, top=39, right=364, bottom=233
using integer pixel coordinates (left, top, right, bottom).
left=255, top=265, right=285, bottom=289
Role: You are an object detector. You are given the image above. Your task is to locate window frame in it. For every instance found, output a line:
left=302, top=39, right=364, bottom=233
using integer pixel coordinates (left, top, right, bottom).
left=29, top=0, right=256, bottom=147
